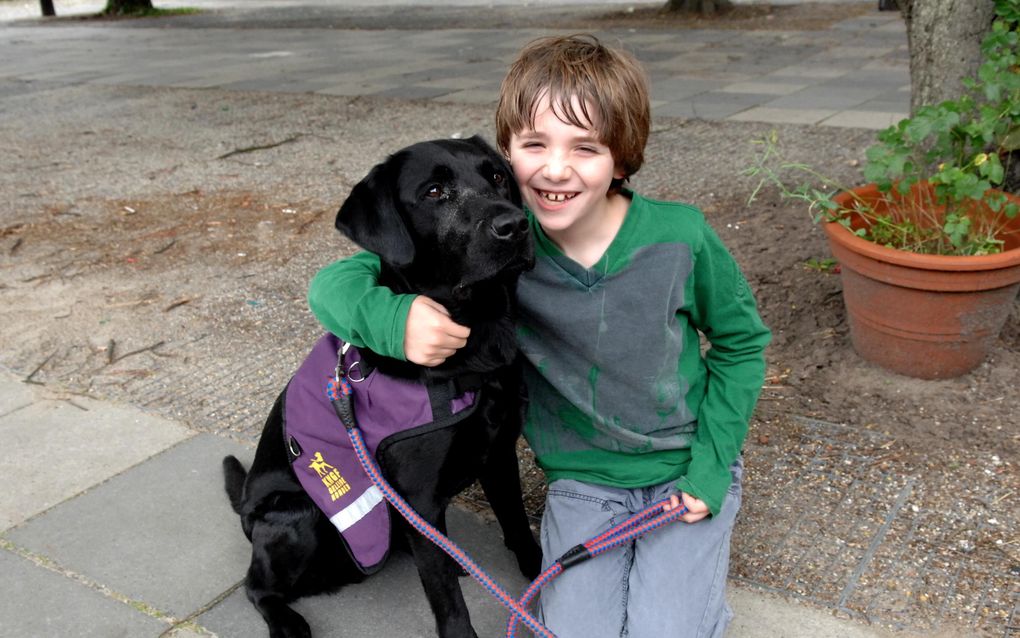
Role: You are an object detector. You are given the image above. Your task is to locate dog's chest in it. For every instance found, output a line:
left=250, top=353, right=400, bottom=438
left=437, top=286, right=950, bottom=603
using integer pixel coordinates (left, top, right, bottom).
left=282, top=334, right=481, bottom=574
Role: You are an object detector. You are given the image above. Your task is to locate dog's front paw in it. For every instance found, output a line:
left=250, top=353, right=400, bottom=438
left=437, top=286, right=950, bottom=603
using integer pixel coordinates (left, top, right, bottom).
left=514, top=541, right=543, bottom=580
left=268, top=610, right=312, bottom=638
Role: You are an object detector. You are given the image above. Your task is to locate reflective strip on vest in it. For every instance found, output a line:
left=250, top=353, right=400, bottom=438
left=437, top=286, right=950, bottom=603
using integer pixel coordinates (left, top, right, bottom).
left=331, top=484, right=384, bottom=532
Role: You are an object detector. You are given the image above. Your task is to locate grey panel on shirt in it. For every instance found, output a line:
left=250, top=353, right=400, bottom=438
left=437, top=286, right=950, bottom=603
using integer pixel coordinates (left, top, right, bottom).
left=518, top=242, right=697, bottom=455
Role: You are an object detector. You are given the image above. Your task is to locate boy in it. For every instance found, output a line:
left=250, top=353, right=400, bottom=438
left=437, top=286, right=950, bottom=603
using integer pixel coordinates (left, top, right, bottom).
left=309, top=34, right=770, bottom=638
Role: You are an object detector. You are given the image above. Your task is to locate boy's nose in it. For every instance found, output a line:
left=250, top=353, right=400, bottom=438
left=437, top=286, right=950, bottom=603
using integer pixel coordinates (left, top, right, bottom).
left=542, top=153, right=571, bottom=181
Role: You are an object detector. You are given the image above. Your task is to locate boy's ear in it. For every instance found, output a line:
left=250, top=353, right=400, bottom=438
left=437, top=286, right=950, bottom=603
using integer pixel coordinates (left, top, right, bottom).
left=335, top=160, right=416, bottom=268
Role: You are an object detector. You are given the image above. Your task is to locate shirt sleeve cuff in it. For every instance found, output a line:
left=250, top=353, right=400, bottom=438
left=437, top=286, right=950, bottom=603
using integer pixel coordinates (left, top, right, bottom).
left=674, top=473, right=730, bottom=518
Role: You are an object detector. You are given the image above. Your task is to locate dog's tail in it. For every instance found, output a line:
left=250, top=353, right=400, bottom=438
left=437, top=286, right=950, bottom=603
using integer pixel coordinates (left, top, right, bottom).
left=222, top=455, right=248, bottom=515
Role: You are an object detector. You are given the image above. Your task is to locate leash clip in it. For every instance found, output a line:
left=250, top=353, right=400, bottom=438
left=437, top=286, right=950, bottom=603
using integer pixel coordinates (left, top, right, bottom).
left=337, top=341, right=366, bottom=383
left=336, top=342, right=351, bottom=382
left=327, top=343, right=355, bottom=407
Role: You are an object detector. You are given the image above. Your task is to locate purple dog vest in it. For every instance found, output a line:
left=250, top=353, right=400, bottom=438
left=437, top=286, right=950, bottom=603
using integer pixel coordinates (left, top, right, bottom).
left=283, top=334, right=478, bottom=574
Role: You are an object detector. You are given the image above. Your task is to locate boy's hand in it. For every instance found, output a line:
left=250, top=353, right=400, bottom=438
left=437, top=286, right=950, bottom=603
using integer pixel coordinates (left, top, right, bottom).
left=404, top=296, right=470, bottom=367
left=680, top=493, right=710, bottom=523
left=664, top=493, right=711, bottom=524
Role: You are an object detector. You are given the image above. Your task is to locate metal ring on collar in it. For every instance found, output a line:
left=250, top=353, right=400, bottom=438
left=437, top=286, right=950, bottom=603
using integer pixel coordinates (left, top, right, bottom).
left=347, top=360, right=366, bottom=383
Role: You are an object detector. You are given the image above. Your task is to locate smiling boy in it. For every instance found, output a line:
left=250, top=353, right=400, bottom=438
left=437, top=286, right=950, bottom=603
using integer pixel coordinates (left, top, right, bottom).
left=309, top=34, right=770, bottom=637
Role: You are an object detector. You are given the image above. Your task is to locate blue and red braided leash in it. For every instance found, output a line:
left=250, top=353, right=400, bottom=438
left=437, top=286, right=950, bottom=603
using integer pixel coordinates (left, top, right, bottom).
left=327, top=357, right=687, bottom=638
left=505, top=494, right=688, bottom=637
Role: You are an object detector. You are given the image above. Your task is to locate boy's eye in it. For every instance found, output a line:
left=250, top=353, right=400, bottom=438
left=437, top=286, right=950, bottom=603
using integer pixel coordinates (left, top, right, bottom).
left=425, top=184, right=444, bottom=199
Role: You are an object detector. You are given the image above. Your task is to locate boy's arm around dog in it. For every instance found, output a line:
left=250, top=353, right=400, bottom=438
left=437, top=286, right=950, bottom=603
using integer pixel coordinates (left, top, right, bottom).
left=308, top=251, right=412, bottom=360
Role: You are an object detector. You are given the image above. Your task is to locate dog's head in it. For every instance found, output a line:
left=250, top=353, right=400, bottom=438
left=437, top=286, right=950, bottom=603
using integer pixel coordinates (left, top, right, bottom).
left=336, top=136, right=534, bottom=301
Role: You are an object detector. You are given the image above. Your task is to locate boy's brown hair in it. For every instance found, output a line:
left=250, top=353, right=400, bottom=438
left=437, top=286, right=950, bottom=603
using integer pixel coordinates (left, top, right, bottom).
left=495, top=34, right=650, bottom=180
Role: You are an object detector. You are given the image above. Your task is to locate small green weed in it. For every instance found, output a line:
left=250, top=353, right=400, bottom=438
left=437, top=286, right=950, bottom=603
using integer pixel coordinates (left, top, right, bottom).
left=804, top=258, right=839, bottom=273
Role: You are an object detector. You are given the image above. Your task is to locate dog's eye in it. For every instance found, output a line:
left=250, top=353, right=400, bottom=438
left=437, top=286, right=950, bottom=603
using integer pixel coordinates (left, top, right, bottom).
left=493, top=172, right=506, bottom=185
left=425, top=184, right=444, bottom=199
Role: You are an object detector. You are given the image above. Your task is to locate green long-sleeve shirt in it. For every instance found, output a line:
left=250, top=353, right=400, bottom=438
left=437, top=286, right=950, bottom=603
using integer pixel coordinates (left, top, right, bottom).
left=309, top=191, right=770, bottom=515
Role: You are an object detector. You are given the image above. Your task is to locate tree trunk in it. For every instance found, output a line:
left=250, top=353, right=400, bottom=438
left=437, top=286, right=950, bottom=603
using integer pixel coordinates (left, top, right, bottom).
left=899, top=0, right=996, bottom=114
left=40, top=0, right=55, bottom=16
left=104, top=0, right=154, bottom=14
left=663, top=0, right=733, bottom=15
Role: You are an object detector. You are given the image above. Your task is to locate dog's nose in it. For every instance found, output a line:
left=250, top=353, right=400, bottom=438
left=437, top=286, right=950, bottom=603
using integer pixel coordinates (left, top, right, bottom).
left=490, top=212, right=529, bottom=240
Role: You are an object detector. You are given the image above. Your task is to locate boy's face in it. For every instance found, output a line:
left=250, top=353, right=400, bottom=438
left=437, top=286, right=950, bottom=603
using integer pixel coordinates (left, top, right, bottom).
left=508, top=94, right=625, bottom=240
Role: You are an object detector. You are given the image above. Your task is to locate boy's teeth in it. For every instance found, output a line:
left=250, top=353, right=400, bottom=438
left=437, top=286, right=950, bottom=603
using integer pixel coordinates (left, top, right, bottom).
left=541, top=191, right=575, bottom=202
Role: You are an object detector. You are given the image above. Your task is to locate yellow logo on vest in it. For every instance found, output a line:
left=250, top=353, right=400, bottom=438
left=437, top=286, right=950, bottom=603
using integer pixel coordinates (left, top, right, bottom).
left=309, top=452, right=351, bottom=502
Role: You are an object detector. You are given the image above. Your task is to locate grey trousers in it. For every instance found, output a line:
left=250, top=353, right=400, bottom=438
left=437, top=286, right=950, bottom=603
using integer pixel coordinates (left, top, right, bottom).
left=537, top=460, right=743, bottom=638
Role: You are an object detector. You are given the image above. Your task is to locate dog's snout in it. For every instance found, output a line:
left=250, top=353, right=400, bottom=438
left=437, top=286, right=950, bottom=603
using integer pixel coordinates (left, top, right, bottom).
left=490, top=212, right=529, bottom=240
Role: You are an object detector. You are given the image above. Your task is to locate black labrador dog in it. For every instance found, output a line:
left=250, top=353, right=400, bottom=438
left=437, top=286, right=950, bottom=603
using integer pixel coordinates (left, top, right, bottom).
left=222, top=136, right=541, bottom=638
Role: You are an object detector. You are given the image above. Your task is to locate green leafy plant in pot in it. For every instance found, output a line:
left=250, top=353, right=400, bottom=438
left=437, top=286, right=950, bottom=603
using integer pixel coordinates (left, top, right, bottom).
left=746, top=0, right=1020, bottom=379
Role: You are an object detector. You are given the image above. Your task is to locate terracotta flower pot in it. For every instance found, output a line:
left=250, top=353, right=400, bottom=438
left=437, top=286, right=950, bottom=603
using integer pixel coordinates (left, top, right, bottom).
left=824, top=184, right=1020, bottom=379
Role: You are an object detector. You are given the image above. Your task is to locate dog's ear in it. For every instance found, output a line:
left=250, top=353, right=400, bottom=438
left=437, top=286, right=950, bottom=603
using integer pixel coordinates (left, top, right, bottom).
left=466, top=135, right=502, bottom=163
left=465, top=134, right=492, bottom=151
left=335, top=159, right=415, bottom=268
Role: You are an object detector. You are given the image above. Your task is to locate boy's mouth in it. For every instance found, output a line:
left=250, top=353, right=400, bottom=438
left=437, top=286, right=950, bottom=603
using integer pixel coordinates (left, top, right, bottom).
left=537, top=190, right=578, bottom=203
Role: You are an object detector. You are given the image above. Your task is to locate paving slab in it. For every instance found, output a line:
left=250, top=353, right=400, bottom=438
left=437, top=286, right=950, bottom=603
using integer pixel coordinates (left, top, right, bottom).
left=763, top=86, right=882, bottom=111
left=720, top=81, right=809, bottom=97
left=650, top=77, right=729, bottom=101
left=0, top=370, right=33, bottom=416
left=5, top=434, right=254, bottom=619
left=821, top=110, right=907, bottom=129
left=688, top=91, right=779, bottom=119
left=0, top=547, right=168, bottom=637
left=821, top=68, right=909, bottom=91
left=851, top=92, right=910, bottom=109
left=0, top=387, right=193, bottom=532
left=726, top=586, right=900, bottom=638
